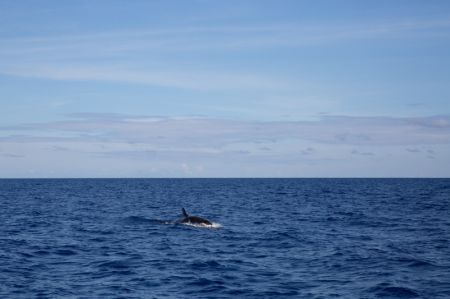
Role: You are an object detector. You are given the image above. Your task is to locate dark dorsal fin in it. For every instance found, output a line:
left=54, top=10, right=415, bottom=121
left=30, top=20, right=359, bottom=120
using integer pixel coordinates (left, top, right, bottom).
left=182, top=208, right=188, bottom=218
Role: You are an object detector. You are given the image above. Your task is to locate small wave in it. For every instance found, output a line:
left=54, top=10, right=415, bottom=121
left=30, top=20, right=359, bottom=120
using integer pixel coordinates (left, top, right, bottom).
left=97, top=260, right=131, bottom=270
left=33, top=250, right=50, bottom=256
left=403, top=258, right=436, bottom=268
left=186, top=277, right=223, bottom=287
left=190, top=260, right=223, bottom=270
left=123, top=216, right=172, bottom=225
left=77, top=227, right=114, bottom=235
left=395, top=257, right=436, bottom=268
left=408, top=260, right=435, bottom=268
left=380, top=286, right=419, bottom=298
left=123, top=215, right=152, bottom=223
left=369, top=283, right=419, bottom=298
left=54, top=249, right=77, bottom=256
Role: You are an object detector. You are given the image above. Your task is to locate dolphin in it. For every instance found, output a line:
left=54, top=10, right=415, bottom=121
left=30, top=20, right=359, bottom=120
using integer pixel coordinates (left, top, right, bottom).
left=179, top=208, right=212, bottom=226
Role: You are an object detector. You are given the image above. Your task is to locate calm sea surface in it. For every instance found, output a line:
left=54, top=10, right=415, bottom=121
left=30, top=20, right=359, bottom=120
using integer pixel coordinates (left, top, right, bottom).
left=0, top=178, right=449, bottom=298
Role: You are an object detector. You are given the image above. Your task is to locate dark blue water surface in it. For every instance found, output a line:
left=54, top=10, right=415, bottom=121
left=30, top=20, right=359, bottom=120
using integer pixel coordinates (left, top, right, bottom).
left=1, top=179, right=449, bottom=298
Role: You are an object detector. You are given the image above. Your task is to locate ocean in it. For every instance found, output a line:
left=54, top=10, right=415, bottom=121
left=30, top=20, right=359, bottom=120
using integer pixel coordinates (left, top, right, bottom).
left=0, top=178, right=449, bottom=298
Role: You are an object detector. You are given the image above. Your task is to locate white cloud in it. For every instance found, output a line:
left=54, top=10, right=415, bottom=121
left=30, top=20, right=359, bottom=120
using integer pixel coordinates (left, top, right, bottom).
left=1, top=64, right=291, bottom=92
left=1, top=18, right=449, bottom=92
left=2, top=113, right=450, bottom=147
left=1, top=19, right=449, bottom=55
left=1, top=113, right=449, bottom=177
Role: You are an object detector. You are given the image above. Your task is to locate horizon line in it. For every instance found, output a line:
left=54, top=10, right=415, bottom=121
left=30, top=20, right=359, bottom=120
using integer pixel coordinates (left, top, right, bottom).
left=0, top=177, right=448, bottom=180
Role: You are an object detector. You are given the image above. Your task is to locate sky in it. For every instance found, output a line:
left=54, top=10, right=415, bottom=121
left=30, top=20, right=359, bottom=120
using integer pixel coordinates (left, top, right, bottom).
left=1, top=0, right=450, bottom=178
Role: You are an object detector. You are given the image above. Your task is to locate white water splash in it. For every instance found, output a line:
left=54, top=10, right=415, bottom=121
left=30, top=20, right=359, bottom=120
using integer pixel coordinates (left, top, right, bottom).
left=182, top=222, right=222, bottom=229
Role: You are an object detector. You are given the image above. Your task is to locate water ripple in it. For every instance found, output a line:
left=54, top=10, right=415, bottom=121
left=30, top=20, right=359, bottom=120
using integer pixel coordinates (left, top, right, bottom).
left=0, top=178, right=449, bottom=298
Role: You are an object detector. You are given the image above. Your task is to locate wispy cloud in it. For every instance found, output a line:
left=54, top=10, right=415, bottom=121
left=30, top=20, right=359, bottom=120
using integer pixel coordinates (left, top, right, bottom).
left=1, top=18, right=449, bottom=91
left=0, top=64, right=291, bottom=91
left=1, top=18, right=449, bottom=54
left=2, top=113, right=450, bottom=148
left=0, top=153, right=25, bottom=158
left=405, top=147, right=421, bottom=153
left=351, top=149, right=375, bottom=156
left=300, top=147, right=316, bottom=155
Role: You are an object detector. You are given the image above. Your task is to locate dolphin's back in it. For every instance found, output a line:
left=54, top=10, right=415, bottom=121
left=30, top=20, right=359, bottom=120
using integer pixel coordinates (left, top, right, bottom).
left=186, top=216, right=212, bottom=225
left=180, top=208, right=212, bottom=226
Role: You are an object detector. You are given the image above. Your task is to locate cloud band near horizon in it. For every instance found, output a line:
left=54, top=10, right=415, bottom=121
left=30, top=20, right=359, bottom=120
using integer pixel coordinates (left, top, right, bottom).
left=1, top=113, right=449, bottom=178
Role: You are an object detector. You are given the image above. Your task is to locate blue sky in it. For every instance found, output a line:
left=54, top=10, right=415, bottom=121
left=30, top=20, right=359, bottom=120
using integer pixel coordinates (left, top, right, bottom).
left=1, top=0, right=449, bottom=177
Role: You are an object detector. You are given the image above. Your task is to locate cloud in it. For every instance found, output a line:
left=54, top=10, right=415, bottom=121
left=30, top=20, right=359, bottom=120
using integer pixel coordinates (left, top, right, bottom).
left=50, top=145, right=70, bottom=152
left=1, top=18, right=449, bottom=91
left=408, top=116, right=450, bottom=128
left=351, top=149, right=375, bottom=156
left=405, top=147, right=421, bottom=153
left=1, top=64, right=291, bottom=92
left=66, top=112, right=160, bottom=121
left=180, top=162, right=204, bottom=176
left=0, top=153, right=25, bottom=158
left=1, top=18, right=449, bottom=55
left=1, top=113, right=450, bottom=149
left=405, top=147, right=438, bottom=161
left=2, top=114, right=449, bottom=177
left=300, top=147, right=316, bottom=155
left=335, top=133, right=371, bottom=143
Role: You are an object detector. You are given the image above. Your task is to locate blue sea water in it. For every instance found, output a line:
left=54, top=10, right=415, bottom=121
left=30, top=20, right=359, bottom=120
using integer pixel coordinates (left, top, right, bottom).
left=0, top=178, right=449, bottom=299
